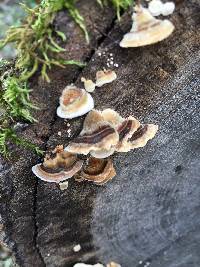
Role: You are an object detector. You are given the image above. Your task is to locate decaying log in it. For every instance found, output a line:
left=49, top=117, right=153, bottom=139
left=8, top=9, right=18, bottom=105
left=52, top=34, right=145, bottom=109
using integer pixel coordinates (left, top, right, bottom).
left=0, top=0, right=200, bottom=267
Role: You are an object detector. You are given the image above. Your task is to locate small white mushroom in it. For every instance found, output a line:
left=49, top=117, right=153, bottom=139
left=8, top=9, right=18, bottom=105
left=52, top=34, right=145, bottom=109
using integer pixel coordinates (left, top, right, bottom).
left=81, top=77, right=96, bottom=93
left=120, top=6, right=175, bottom=47
left=148, top=0, right=163, bottom=16
left=59, top=181, right=69, bottom=190
left=161, top=2, right=175, bottom=16
left=96, top=70, right=117, bottom=87
left=57, top=85, right=94, bottom=119
left=148, top=0, right=175, bottom=16
left=73, top=244, right=81, bottom=252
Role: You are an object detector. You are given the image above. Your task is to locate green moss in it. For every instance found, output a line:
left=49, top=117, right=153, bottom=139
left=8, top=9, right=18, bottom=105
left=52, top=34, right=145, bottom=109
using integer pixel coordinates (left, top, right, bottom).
left=0, top=127, right=44, bottom=158
left=1, top=75, right=37, bottom=122
left=97, top=0, right=134, bottom=20
left=0, top=0, right=87, bottom=82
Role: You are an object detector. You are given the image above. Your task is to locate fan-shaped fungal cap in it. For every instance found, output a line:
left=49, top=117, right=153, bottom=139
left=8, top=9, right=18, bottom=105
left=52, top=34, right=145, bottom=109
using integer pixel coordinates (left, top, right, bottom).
left=65, top=110, right=119, bottom=155
left=129, top=124, right=158, bottom=149
left=81, top=77, right=96, bottom=93
left=77, top=157, right=116, bottom=185
left=120, top=6, right=174, bottom=47
left=102, top=109, right=140, bottom=152
left=57, top=85, right=94, bottom=119
left=32, top=149, right=83, bottom=183
left=96, top=70, right=117, bottom=87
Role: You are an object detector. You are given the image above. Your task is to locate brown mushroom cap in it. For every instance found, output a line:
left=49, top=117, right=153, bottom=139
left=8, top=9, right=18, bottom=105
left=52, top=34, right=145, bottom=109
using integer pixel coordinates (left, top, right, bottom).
left=76, top=157, right=116, bottom=185
left=32, top=150, right=83, bottom=183
left=120, top=6, right=174, bottom=47
left=65, top=110, right=119, bottom=155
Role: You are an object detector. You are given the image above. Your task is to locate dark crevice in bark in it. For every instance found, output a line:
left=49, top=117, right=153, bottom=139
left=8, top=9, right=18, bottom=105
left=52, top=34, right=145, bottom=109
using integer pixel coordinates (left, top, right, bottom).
left=33, top=178, right=46, bottom=267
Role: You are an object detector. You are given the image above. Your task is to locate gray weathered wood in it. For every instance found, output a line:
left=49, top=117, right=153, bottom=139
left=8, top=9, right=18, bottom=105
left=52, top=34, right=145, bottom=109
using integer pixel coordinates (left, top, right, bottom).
left=0, top=0, right=200, bottom=266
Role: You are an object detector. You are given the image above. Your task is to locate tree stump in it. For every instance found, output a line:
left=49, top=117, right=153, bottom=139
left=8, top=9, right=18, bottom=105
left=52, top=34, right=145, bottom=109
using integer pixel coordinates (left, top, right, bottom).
left=0, top=0, right=200, bottom=267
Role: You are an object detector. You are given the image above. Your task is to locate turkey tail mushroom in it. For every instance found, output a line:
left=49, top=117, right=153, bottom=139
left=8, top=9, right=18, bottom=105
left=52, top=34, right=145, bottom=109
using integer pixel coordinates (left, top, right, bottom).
left=57, top=85, right=94, bottom=119
left=75, top=157, right=116, bottom=185
left=120, top=6, right=174, bottom=47
left=32, top=148, right=83, bottom=183
left=65, top=110, right=119, bottom=155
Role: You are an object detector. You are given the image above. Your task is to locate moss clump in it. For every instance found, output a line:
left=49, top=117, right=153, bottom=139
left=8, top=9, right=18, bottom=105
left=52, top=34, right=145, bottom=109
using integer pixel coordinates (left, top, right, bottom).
left=0, top=127, right=44, bottom=158
left=0, top=0, right=87, bottom=82
left=97, top=0, right=134, bottom=20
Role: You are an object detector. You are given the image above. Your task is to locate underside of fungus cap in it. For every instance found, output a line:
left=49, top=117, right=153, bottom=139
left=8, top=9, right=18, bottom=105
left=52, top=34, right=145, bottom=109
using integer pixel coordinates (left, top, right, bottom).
left=76, top=157, right=116, bottom=185
left=57, top=85, right=94, bottom=119
left=90, top=147, right=116, bottom=159
left=32, top=148, right=83, bottom=183
left=120, top=6, right=174, bottom=47
left=65, top=110, right=119, bottom=155
left=96, top=70, right=117, bottom=87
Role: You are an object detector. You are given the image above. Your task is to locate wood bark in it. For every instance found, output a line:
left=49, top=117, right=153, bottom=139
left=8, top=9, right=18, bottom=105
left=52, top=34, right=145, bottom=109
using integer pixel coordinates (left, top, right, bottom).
left=0, top=0, right=200, bottom=267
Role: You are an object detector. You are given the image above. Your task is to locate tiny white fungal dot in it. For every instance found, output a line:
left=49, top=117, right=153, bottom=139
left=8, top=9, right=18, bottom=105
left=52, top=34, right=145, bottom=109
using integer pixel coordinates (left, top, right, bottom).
left=115, top=63, right=119, bottom=67
left=73, top=244, right=81, bottom=252
left=139, top=261, right=143, bottom=264
left=58, top=131, right=62, bottom=136
left=110, top=61, right=114, bottom=65
left=98, top=52, right=102, bottom=56
left=110, top=53, right=113, bottom=56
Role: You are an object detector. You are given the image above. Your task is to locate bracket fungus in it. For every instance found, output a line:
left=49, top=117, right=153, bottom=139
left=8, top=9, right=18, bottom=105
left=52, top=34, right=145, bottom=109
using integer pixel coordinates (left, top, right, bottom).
left=57, top=85, right=94, bottom=119
left=65, top=110, right=119, bottom=155
left=120, top=6, right=175, bottom=47
left=96, top=70, right=117, bottom=87
left=81, top=77, right=96, bottom=93
left=32, top=147, right=83, bottom=183
left=116, top=123, right=158, bottom=152
left=76, top=157, right=116, bottom=185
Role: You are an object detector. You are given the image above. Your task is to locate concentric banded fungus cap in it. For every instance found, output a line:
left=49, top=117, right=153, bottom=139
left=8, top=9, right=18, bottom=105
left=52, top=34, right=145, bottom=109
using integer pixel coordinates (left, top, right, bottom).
left=32, top=147, right=83, bottom=183
left=76, top=157, right=116, bottom=185
left=65, top=110, right=119, bottom=155
left=129, top=124, right=158, bottom=149
left=102, top=109, right=140, bottom=153
left=96, top=70, right=117, bottom=87
left=57, top=85, right=94, bottom=119
left=120, top=6, right=174, bottom=47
